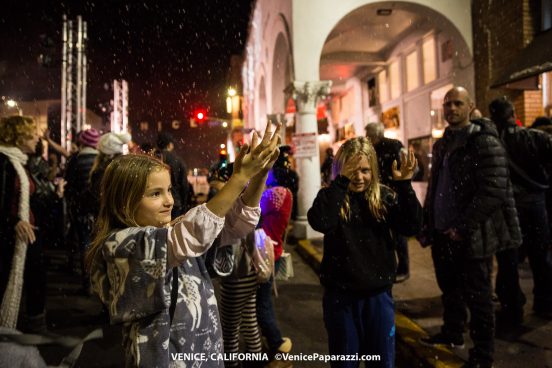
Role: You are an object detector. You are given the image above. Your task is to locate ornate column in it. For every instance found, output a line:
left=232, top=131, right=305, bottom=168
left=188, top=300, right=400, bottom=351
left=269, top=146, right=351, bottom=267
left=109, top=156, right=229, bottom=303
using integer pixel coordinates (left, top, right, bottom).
left=286, top=80, right=332, bottom=239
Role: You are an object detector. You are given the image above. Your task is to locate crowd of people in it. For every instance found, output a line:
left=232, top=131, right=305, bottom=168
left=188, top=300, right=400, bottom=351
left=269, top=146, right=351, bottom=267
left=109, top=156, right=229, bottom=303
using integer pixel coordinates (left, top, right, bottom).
left=1, top=84, right=552, bottom=368
left=316, top=87, right=552, bottom=368
left=0, top=119, right=297, bottom=367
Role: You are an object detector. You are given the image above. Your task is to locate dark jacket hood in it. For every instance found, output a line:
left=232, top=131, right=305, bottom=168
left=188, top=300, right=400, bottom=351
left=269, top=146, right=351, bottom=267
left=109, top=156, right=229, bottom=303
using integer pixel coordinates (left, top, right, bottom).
left=470, top=117, right=499, bottom=137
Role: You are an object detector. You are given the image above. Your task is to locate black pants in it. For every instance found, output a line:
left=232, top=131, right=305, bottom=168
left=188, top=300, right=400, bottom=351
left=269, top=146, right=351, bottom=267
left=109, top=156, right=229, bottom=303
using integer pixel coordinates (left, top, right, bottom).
left=24, top=236, right=46, bottom=317
left=495, top=247, right=526, bottom=315
left=395, top=234, right=409, bottom=274
left=432, top=232, right=494, bottom=366
left=517, top=202, right=552, bottom=312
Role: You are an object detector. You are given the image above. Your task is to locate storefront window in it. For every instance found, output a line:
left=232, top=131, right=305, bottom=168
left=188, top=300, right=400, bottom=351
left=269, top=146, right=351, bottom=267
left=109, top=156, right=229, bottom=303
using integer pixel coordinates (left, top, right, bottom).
left=430, top=83, right=453, bottom=138
left=378, top=69, right=388, bottom=104
left=390, top=60, right=401, bottom=99
left=406, top=50, right=419, bottom=91
left=423, top=37, right=437, bottom=84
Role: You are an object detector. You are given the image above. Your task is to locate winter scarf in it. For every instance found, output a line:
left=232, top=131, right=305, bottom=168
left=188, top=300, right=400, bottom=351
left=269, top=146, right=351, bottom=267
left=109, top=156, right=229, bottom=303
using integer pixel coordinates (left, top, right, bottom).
left=0, top=145, right=30, bottom=328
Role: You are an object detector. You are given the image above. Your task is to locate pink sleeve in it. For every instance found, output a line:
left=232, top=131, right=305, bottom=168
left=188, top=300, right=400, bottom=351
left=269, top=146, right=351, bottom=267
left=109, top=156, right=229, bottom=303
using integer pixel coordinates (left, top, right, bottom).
left=219, top=196, right=261, bottom=245
left=167, top=204, right=225, bottom=267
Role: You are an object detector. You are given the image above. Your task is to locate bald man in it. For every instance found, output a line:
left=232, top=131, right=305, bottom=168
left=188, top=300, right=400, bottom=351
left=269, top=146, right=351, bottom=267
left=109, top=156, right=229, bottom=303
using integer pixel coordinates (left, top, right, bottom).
left=418, top=87, right=521, bottom=368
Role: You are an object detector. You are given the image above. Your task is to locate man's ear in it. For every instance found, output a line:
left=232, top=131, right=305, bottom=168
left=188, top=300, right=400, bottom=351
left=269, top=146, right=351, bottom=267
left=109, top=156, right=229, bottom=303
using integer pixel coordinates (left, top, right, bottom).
left=468, top=103, right=477, bottom=120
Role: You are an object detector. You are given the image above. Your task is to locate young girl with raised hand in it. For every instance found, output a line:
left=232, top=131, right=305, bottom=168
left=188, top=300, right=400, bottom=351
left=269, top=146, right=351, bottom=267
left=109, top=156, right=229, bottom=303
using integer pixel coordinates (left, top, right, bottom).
left=86, top=123, right=280, bottom=368
left=307, top=137, right=422, bottom=368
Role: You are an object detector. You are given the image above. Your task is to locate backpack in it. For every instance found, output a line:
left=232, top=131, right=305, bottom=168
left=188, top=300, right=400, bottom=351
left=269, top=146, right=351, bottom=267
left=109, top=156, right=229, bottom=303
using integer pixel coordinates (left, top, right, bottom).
left=207, top=229, right=275, bottom=283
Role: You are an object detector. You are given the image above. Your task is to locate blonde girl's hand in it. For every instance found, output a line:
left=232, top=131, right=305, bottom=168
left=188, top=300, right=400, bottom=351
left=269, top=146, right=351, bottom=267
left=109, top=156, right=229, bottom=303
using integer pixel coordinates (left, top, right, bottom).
left=234, top=123, right=281, bottom=180
left=15, top=220, right=36, bottom=245
left=341, top=155, right=359, bottom=181
left=392, top=149, right=417, bottom=181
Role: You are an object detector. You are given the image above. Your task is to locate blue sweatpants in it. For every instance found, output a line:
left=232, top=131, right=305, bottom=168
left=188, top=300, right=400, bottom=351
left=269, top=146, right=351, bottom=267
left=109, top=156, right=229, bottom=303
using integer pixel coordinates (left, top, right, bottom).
left=323, top=288, right=395, bottom=368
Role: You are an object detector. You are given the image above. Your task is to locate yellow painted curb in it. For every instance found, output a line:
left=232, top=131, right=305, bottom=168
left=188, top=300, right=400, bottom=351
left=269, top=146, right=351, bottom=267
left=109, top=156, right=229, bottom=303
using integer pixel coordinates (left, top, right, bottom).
left=395, top=313, right=464, bottom=368
left=297, top=239, right=323, bottom=264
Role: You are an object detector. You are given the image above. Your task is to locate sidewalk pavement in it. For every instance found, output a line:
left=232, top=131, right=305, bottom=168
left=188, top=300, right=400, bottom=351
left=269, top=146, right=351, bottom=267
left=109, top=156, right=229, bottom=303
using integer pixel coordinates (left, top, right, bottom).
left=296, top=238, right=552, bottom=368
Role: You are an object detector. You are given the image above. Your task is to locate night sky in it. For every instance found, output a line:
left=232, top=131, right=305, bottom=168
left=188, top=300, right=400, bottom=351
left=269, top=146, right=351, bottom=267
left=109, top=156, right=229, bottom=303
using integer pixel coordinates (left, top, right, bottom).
left=0, top=0, right=253, bottom=168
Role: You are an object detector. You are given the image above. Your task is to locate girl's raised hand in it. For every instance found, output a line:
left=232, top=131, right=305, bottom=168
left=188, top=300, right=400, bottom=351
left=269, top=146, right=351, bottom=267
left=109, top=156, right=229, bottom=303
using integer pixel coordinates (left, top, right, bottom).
left=234, top=122, right=281, bottom=180
left=391, top=149, right=417, bottom=181
left=341, top=155, right=360, bottom=181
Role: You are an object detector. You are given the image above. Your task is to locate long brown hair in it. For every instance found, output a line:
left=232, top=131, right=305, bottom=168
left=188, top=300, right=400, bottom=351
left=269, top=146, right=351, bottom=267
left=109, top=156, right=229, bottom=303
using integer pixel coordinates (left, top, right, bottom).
left=85, top=154, right=169, bottom=271
left=332, top=137, right=387, bottom=222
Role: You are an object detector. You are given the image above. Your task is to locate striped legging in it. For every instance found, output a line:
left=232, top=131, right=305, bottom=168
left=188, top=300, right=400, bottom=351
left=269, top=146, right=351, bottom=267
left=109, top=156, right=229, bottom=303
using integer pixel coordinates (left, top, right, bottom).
left=219, top=273, right=262, bottom=367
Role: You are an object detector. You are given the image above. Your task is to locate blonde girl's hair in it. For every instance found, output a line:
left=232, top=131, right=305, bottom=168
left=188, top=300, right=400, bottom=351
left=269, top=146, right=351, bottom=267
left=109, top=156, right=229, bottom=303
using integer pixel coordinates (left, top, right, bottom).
left=84, top=154, right=169, bottom=271
left=332, top=137, right=387, bottom=222
left=0, top=116, right=36, bottom=147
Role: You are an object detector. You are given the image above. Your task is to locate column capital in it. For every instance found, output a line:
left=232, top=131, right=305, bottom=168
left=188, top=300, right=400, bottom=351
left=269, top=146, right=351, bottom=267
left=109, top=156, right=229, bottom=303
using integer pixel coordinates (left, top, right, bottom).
left=285, top=80, right=332, bottom=114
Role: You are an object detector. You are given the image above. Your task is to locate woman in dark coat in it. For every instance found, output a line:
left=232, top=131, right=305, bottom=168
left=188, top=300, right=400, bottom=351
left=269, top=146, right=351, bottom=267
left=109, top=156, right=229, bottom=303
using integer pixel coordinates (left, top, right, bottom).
left=0, top=116, right=40, bottom=329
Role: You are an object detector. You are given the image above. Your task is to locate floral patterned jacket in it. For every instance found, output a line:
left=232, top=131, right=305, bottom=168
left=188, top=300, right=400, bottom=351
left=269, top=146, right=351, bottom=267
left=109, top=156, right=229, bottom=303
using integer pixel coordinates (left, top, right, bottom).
left=91, top=199, right=260, bottom=368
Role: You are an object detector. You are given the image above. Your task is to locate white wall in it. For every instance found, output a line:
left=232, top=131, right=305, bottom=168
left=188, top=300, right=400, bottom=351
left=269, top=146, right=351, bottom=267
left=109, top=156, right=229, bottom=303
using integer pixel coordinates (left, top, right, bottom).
left=242, top=0, right=476, bottom=154
left=292, top=0, right=473, bottom=81
left=242, top=0, right=292, bottom=130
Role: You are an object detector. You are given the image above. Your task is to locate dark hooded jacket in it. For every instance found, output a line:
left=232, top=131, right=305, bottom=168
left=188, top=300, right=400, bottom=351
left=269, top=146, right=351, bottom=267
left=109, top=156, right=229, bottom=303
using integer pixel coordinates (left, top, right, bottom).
left=497, top=123, right=552, bottom=204
left=308, top=176, right=422, bottom=295
left=420, top=118, right=521, bottom=258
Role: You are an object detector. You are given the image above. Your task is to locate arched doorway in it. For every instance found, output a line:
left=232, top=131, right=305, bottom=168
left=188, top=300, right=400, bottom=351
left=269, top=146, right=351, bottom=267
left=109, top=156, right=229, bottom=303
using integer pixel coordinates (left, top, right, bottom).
left=318, top=1, right=474, bottom=199
left=271, top=32, right=292, bottom=114
left=257, top=76, right=267, bottom=131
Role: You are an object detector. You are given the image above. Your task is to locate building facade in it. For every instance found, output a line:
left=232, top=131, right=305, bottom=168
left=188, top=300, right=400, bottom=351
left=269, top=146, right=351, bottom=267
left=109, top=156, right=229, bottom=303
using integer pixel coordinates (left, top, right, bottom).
left=241, top=0, right=551, bottom=238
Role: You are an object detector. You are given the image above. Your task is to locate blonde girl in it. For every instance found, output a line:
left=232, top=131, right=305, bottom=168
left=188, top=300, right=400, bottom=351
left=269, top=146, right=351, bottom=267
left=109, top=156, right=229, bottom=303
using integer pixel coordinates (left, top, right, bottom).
left=307, top=137, right=422, bottom=368
left=86, top=124, right=280, bottom=368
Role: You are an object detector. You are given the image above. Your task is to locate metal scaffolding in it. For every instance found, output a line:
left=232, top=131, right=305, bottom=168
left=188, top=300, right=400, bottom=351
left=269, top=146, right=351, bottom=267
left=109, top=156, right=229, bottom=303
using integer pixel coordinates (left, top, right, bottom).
left=111, top=79, right=129, bottom=134
left=61, top=15, right=87, bottom=151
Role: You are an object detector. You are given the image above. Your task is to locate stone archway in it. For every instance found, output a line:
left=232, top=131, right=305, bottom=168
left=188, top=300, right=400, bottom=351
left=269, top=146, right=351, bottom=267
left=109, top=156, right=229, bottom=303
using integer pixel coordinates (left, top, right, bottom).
left=318, top=1, right=474, bottom=140
left=292, top=0, right=472, bottom=82
left=257, top=76, right=267, bottom=131
left=271, top=32, right=292, bottom=114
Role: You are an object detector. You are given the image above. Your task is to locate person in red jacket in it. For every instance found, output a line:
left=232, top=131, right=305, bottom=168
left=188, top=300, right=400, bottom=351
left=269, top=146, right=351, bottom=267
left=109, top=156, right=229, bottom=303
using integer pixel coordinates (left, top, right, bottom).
left=257, top=167, right=293, bottom=356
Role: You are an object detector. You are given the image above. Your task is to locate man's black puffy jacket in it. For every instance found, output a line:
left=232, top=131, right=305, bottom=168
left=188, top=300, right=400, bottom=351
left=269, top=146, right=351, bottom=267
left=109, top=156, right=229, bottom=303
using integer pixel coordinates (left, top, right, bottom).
left=499, top=123, right=552, bottom=202
left=421, top=119, right=521, bottom=258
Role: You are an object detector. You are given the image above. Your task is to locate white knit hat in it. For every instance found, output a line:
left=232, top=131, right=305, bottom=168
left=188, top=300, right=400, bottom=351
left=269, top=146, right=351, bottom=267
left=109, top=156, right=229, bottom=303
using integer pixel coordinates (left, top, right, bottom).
left=98, top=132, right=131, bottom=155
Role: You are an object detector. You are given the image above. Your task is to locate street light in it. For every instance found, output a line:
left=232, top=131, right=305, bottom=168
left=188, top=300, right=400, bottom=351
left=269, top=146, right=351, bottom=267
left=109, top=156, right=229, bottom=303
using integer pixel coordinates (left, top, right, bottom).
left=2, top=97, right=22, bottom=115
left=227, top=87, right=237, bottom=114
